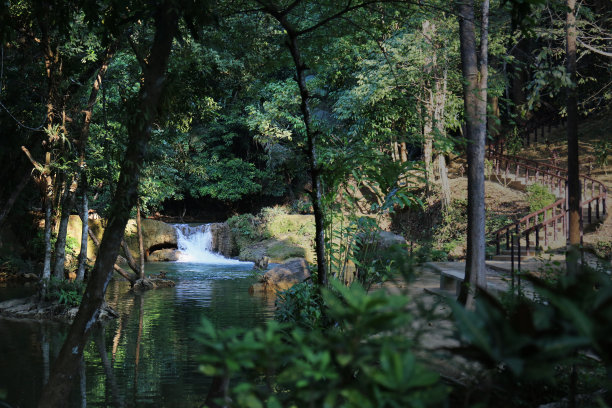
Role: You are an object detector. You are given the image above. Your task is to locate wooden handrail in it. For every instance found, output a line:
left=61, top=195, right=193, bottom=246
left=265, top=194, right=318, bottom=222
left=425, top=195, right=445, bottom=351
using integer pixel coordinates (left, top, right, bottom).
left=488, top=149, right=607, bottom=260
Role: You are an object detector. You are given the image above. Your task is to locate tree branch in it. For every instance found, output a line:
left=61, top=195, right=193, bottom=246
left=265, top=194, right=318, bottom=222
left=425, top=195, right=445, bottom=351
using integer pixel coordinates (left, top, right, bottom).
left=577, top=37, right=612, bottom=57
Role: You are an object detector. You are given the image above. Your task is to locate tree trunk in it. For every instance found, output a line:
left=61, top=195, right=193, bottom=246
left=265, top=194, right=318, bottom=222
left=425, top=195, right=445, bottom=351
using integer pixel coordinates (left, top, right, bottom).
left=87, top=228, right=138, bottom=284
left=271, top=14, right=328, bottom=286
left=136, top=200, right=145, bottom=279
left=121, top=238, right=141, bottom=275
left=437, top=154, right=451, bottom=212
left=457, top=0, right=489, bottom=308
left=76, top=177, right=88, bottom=281
left=53, top=177, right=77, bottom=279
left=37, top=7, right=177, bottom=406
left=422, top=20, right=436, bottom=190
left=434, top=68, right=450, bottom=213
left=74, top=41, right=116, bottom=282
left=42, top=195, right=53, bottom=284
left=566, top=0, right=581, bottom=275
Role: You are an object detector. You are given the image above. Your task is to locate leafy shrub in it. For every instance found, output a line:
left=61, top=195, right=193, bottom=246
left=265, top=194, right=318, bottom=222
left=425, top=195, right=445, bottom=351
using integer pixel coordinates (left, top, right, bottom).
left=594, top=241, right=612, bottom=260
left=450, top=268, right=612, bottom=406
left=274, top=281, right=324, bottom=329
left=44, top=277, right=85, bottom=307
left=196, top=279, right=447, bottom=408
left=526, top=183, right=556, bottom=213
left=506, top=127, right=524, bottom=156
left=226, top=213, right=262, bottom=247
left=290, top=197, right=312, bottom=214
left=594, top=139, right=610, bottom=170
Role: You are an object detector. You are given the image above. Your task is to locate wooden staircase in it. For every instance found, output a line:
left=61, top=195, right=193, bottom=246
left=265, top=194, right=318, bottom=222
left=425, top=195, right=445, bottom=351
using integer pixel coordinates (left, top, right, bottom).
left=487, top=152, right=608, bottom=267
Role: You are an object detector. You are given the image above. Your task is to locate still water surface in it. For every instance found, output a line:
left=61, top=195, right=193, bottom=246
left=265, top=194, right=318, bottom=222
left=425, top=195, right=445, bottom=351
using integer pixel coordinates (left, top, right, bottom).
left=0, top=261, right=274, bottom=407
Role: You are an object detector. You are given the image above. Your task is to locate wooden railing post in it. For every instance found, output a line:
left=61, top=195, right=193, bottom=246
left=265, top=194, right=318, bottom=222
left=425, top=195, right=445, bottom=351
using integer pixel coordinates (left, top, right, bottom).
left=496, top=233, right=500, bottom=255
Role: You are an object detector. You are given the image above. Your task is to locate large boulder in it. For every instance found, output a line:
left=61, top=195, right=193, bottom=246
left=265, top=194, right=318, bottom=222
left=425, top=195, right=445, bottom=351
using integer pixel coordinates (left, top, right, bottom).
left=239, top=239, right=307, bottom=264
left=356, top=230, right=407, bottom=253
left=67, top=216, right=178, bottom=263
left=124, top=219, right=177, bottom=260
left=249, top=258, right=310, bottom=294
left=208, top=222, right=236, bottom=257
left=148, top=248, right=179, bottom=262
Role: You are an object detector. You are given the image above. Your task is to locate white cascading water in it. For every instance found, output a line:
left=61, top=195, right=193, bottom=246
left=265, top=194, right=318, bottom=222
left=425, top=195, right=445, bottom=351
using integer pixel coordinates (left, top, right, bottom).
left=174, top=224, right=244, bottom=264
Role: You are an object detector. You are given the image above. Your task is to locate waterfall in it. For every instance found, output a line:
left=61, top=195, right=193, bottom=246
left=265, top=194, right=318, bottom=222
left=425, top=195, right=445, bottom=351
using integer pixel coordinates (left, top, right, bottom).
left=174, top=224, right=245, bottom=264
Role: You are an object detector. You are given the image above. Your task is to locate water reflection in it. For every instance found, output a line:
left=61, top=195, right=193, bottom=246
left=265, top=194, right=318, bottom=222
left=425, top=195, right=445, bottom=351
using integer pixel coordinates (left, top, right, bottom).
left=0, top=261, right=273, bottom=407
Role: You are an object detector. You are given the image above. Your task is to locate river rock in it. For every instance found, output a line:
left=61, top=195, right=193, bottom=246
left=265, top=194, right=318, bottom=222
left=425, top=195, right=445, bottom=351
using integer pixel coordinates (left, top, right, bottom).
left=208, top=222, right=236, bottom=257
left=366, top=231, right=407, bottom=250
left=249, top=258, right=310, bottom=294
left=67, top=217, right=178, bottom=263
left=148, top=248, right=179, bottom=262
left=124, top=219, right=178, bottom=260
left=131, top=277, right=176, bottom=291
left=132, top=278, right=155, bottom=291
left=254, top=256, right=269, bottom=270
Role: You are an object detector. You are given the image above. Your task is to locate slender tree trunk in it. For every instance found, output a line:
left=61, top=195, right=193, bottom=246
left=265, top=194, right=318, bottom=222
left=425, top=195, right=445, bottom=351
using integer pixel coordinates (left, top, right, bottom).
left=76, top=179, right=88, bottom=281
left=75, top=42, right=116, bottom=282
left=136, top=200, right=145, bottom=279
left=42, top=195, right=53, bottom=284
left=86, top=215, right=138, bottom=283
left=566, top=0, right=581, bottom=275
left=435, top=68, right=451, bottom=212
left=53, top=177, right=77, bottom=279
left=457, top=0, right=489, bottom=307
left=437, top=154, right=451, bottom=212
left=422, top=21, right=436, bottom=190
left=37, top=7, right=177, bottom=406
left=400, top=142, right=408, bottom=163
left=121, top=238, right=141, bottom=275
left=269, top=13, right=327, bottom=285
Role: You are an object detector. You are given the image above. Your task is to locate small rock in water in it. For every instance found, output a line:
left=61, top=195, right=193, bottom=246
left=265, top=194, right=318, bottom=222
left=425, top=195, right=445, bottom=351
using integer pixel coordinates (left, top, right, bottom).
left=254, top=256, right=269, bottom=270
left=132, top=278, right=155, bottom=291
left=249, top=258, right=310, bottom=294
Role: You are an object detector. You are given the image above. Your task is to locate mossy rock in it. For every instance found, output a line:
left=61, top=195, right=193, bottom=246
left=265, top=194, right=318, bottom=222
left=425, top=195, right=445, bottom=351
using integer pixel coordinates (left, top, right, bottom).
left=267, top=239, right=306, bottom=262
left=67, top=215, right=105, bottom=261
left=67, top=216, right=177, bottom=262
left=239, top=238, right=310, bottom=263
left=124, top=219, right=177, bottom=259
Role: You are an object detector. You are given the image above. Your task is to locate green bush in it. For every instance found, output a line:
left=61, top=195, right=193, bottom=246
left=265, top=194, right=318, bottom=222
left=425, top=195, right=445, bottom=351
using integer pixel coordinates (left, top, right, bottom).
left=526, top=183, right=556, bottom=213
left=274, top=281, right=324, bottom=329
left=44, top=277, right=85, bottom=307
left=450, top=267, right=612, bottom=406
left=595, top=139, right=610, bottom=169
left=227, top=213, right=263, bottom=247
left=196, top=279, right=447, bottom=408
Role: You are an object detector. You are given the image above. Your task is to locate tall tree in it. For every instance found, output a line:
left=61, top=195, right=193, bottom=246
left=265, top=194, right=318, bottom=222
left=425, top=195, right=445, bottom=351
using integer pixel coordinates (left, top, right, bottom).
left=38, top=3, right=178, bottom=405
left=565, top=0, right=581, bottom=275
left=456, top=0, right=490, bottom=307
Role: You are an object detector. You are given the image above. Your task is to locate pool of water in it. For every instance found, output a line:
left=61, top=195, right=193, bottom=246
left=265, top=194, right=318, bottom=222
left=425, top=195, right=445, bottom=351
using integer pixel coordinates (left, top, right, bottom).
left=0, top=261, right=274, bottom=407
